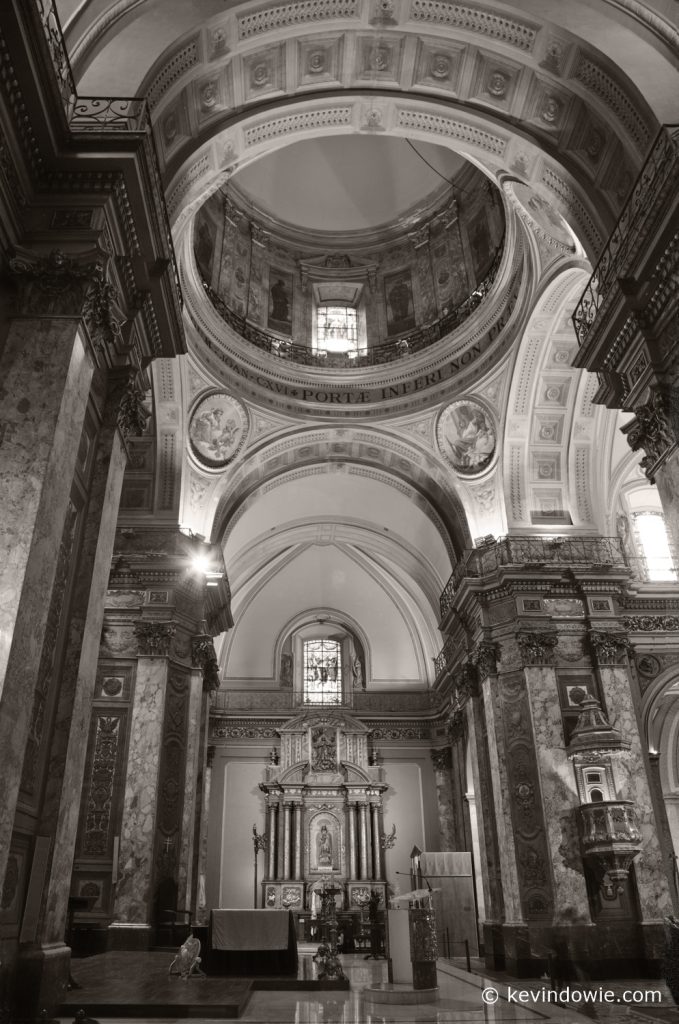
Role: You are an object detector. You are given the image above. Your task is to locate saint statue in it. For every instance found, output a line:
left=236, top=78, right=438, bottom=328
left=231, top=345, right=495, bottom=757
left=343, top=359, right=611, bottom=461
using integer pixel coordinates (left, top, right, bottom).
left=316, top=824, right=333, bottom=867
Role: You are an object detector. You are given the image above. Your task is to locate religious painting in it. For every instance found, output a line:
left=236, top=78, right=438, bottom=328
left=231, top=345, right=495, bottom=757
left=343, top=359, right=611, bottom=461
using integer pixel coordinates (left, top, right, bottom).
left=268, top=267, right=293, bottom=336
left=309, top=812, right=340, bottom=873
left=384, top=269, right=416, bottom=336
left=189, top=391, right=248, bottom=468
left=466, top=207, right=492, bottom=280
left=437, top=399, right=496, bottom=475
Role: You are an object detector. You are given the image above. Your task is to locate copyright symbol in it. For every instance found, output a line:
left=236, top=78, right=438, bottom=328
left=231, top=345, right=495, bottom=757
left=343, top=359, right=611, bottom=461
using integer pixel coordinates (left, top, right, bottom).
left=482, top=988, right=499, bottom=1005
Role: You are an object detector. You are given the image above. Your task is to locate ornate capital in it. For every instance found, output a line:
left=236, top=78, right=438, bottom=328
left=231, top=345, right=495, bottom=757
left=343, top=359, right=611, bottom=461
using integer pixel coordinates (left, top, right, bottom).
left=588, top=629, right=632, bottom=667
left=621, top=388, right=679, bottom=482
left=470, top=640, right=498, bottom=680
left=518, top=631, right=559, bottom=667
left=9, top=248, right=103, bottom=317
left=430, top=747, right=452, bottom=772
left=454, top=661, right=479, bottom=700
left=134, top=620, right=176, bottom=656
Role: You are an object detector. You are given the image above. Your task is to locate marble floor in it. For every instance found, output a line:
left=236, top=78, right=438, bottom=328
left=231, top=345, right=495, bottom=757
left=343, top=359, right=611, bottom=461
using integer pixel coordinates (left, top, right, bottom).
left=58, top=954, right=679, bottom=1024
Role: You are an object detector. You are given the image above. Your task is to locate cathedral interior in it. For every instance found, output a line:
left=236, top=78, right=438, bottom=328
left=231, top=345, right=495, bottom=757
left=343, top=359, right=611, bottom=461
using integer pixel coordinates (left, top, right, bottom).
left=0, top=0, right=679, bottom=1017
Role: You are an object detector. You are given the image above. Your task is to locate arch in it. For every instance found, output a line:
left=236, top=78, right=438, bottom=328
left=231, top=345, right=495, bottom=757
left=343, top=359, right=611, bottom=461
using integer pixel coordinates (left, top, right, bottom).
left=502, top=266, right=619, bottom=533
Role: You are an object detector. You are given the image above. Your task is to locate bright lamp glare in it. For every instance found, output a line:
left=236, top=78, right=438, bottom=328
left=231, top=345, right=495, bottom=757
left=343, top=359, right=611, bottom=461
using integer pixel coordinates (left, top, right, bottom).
left=192, top=554, right=211, bottom=574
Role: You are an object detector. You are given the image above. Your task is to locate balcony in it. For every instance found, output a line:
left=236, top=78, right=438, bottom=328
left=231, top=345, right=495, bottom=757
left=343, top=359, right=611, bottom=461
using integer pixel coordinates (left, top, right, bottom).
left=210, top=688, right=440, bottom=715
left=440, top=536, right=626, bottom=619
left=577, top=801, right=642, bottom=886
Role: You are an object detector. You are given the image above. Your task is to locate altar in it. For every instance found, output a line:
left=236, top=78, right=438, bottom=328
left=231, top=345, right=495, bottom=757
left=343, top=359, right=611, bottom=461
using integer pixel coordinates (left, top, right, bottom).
left=206, top=909, right=298, bottom=975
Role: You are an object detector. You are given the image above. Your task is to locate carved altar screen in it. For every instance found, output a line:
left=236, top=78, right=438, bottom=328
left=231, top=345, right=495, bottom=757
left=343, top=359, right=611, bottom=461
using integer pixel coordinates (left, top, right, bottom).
left=303, top=640, right=342, bottom=705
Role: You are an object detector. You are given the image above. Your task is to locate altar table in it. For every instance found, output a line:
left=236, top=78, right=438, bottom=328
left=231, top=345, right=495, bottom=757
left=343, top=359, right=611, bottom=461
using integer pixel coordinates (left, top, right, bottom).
left=207, top=909, right=298, bottom=975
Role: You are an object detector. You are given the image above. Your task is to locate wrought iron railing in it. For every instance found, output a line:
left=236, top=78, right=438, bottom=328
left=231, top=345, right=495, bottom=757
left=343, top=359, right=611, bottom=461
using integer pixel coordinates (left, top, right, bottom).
left=572, top=124, right=679, bottom=347
left=69, top=96, right=150, bottom=132
left=434, top=635, right=463, bottom=678
left=201, top=235, right=505, bottom=369
left=577, top=801, right=641, bottom=848
left=440, top=536, right=626, bottom=618
left=31, top=0, right=182, bottom=307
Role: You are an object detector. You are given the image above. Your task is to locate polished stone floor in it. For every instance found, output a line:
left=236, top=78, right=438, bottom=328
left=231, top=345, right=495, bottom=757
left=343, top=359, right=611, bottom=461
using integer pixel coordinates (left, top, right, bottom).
left=57, top=952, right=679, bottom=1024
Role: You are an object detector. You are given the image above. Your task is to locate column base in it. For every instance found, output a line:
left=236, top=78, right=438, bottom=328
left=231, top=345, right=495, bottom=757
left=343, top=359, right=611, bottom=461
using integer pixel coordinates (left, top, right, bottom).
left=14, top=943, right=70, bottom=1018
left=107, top=922, right=152, bottom=951
left=483, top=921, right=506, bottom=971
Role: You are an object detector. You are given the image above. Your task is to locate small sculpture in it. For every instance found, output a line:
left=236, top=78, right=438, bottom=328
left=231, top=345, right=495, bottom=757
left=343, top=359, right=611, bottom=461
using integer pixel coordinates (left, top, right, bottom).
left=169, top=932, right=204, bottom=980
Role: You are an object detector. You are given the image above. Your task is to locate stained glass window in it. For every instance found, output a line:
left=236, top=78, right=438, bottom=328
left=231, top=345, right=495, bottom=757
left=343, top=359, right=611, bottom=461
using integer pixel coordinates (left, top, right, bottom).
left=303, top=639, right=342, bottom=705
left=315, top=305, right=358, bottom=354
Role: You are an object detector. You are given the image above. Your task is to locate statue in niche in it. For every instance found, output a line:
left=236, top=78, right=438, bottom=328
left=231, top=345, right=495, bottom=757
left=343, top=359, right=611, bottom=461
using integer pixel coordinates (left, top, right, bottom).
left=311, top=727, right=336, bottom=771
left=352, top=654, right=364, bottom=690
left=281, top=652, right=293, bottom=687
left=317, top=824, right=333, bottom=867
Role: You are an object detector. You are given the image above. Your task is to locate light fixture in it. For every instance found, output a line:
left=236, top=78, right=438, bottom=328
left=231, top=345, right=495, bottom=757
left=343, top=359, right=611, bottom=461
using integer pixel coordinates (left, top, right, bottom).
left=192, top=553, right=211, bottom=575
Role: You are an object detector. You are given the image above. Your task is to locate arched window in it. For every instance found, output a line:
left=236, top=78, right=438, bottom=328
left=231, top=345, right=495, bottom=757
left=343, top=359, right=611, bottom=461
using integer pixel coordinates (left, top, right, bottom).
left=632, top=511, right=676, bottom=582
left=315, top=305, right=359, bottom=355
left=303, top=639, right=342, bottom=705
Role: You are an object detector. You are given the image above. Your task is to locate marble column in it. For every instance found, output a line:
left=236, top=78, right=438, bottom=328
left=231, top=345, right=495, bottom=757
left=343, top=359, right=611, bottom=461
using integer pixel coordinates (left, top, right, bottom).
left=371, top=803, right=382, bottom=880
left=519, top=638, right=591, bottom=918
left=347, top=804, right=357, bottom=879
left=33, top=368, right=141, bottom=949
left=294, top=803, right=303, bottom=880
left=267, top=804, right=277, bottom=879
left=195, top=743, right=215, bottom=926
left=176, top=668, right=205, bottom=914
left=358, top=803, right=369, bottom=880
left=283, top=803, right=292, bottom=879
left=109, top=628, right=174, bottom=948
left=431, top=747, right=456, bottom=850
left=0, top=314, right=93, bottom=890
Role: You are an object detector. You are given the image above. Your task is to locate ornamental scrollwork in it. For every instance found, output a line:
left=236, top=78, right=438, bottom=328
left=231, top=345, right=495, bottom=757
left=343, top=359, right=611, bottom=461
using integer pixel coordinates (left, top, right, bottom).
left=517, top=631, right=559, bottom=667
left=448, top=707, right=467, bottom=744
left=82, top=265, right=125, bottom=354
left=134, top=620, right=176, bottom=656
left=191, top=634, right=220, bottom=692
left=117, top=375, right=150, bottom=439
left=588, top=630, right=632, bottom=666
left=623, top=615, right=679, bottom=632
left=430, top=747, right=452, bottom=772
left=9, top=248, right=102, bottom=316
left=621, top=389, right=678, bottom=482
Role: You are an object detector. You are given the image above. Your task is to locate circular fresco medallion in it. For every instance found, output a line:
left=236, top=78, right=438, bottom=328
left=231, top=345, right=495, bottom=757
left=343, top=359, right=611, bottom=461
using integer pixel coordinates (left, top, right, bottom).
left=437, top=399, right=496, bottom=475
left=189, top=391, right=248, bottom=468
